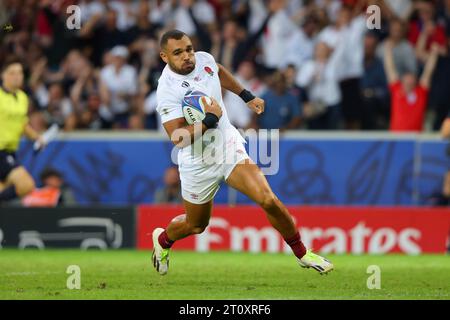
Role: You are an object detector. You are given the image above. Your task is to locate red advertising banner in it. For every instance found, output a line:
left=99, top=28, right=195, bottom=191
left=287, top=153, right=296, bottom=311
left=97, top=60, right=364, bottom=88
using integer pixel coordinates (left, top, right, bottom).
left=137, top=206, right=450, bottom=254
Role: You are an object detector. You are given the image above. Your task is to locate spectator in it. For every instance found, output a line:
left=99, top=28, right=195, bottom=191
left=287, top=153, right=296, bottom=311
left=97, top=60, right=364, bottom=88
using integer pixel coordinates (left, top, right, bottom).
left=125, top=0, right=160, bottom=45
left=22, top=168, right=77, bottom=207
left=76, top=92, right=111, bottom=130
left=148, top=0, right=174, bottom=26
left=154, top=167, right=183, bottom=204
left=414, top=14, right=448, bottom=64
left=223, top=61, right=266, bottom=129
left=42, top=82, right=77, bottom=131
left=99, top=46, right=138, bottom=128
left=173, top=0, right=216, bottom=37
left=285, top=15, right=320, bottom=71
left=318, top=3, right=367, bottom=130
left=261, top=0, right=299, bottom=71
left=211, top=11, right=272, bottom=72
left=109, top=0, right=139, bottom=32
left=36, top=1, right=80, bottom=68
left=376, top=18, right=417, bottom=76
left=78, top=0, right=107, bottom=25
left=382, top=0, right=413, bottom=21
left=408, top=0, right=447, bottom=53
left=128, top=113, right=145, bottom=130
left=296, top=41, right=342, bottom=130
left=246, top=0, right=270, bottom=34
left=2, top=0, right=450, bottom=134
left=80, top=9, right=128, bottom=67
left=283, top=64, right=302, bottom=111
left=256, top=71, right=302, bottom=130
left=384, top=40, right=439, bottom=132
left=361, top=32, right=389, bottom=130
left=142, top=90, right=159, bottom=130
left=437, top=0, right=450, bottom=38
left=314, top=0, right=342, bottom=23
left=179, top=0, right=215, bottom=53
left=427, top=52, right=450, bottom=131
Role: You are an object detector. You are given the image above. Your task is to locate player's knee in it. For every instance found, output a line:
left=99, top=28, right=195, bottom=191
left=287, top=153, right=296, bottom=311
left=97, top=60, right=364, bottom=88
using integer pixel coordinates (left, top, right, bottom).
left=259, top=191, right=278, bottom=210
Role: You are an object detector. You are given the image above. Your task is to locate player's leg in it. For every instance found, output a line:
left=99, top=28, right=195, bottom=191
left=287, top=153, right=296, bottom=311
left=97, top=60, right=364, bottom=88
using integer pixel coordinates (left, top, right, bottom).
left=0, top=166, right=35, bottom=202
left=225, top=159, right=302, bottom=246
left=225, top=159, right=333, bottom=274
left=161, top=199, right=213, bottom=243
left=152, top=160, right=221, bottom=275
left=152, top=195, right=214, bottom=275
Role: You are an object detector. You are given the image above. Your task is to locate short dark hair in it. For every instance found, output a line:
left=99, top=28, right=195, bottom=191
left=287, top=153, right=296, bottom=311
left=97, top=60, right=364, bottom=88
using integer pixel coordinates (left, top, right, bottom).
left=40, top=167, right=63, bottom=182
left=160, top=29, right=188, bottom=49
left=1, top=56, right=22, bottom=73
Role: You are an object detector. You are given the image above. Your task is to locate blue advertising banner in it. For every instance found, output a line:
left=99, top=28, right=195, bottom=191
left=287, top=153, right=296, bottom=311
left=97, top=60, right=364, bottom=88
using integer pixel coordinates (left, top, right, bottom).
left=16, top=134, right=449, bottom=206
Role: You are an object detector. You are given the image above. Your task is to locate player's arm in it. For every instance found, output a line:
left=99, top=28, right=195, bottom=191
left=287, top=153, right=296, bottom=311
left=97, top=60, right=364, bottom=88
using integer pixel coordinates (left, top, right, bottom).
left=163, top=97, right=222, bottom=148
left=217, top=63, right=265, bottom=114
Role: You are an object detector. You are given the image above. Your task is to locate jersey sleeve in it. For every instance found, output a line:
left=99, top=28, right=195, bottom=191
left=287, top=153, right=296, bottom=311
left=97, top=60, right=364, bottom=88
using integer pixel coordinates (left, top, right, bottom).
left=156, top=84, right=184, bottom=124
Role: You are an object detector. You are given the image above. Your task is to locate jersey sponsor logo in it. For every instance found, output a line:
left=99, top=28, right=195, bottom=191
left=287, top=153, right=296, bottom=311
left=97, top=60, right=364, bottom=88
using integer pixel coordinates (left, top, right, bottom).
left=161, top=108, right=170, bottom=116
left=182, top=81, right=190, bottom=88
left=190, top=193, right=199, bottom=200
left=138, top=206, right=450, bottom=254
left=204, top=66, right=214, bottom=76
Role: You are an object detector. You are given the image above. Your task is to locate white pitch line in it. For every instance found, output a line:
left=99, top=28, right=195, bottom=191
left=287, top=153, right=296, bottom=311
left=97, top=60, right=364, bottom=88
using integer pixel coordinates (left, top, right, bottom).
left=3, top=271, right=61, bottom=276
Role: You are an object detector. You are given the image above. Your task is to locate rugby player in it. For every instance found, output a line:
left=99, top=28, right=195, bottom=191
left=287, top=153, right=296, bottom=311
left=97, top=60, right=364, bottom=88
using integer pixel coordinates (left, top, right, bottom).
left=153, top=30, right=333, bottom=275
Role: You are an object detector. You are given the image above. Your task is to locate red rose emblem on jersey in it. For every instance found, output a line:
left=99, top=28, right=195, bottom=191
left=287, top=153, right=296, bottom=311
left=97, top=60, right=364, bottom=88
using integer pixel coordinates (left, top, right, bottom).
left=204, top=66, right=214, bottom=76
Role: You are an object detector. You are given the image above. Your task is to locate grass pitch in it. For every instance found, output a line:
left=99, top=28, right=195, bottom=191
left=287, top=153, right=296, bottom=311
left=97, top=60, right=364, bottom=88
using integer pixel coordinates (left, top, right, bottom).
left=0, top=250, right=449, bottom=300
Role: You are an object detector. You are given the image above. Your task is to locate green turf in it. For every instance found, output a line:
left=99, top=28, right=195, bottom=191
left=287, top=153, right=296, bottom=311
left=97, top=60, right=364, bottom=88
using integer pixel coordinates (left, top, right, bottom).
left=0, top=250, right=449, bottom=300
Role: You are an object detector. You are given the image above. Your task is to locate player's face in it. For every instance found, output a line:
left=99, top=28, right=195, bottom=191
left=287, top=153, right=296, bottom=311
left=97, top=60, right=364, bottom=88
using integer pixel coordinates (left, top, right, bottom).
left=1, top=63, right=24, bottom=90
left=160, top=36, right=196, bottom=75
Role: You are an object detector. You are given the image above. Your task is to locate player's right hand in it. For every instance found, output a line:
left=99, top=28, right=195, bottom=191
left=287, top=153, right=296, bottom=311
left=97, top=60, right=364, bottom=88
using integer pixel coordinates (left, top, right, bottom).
left=202, top=96, right=222, bottom=119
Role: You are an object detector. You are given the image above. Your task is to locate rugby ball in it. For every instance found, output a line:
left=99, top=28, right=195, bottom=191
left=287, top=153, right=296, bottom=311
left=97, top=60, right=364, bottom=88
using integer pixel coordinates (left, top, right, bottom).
left=182, top=90, right=212, bottom=125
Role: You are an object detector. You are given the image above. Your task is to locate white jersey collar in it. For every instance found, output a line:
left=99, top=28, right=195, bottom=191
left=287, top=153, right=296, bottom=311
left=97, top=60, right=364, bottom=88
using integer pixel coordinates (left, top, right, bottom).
left=164, top=62, right=198, bottom=80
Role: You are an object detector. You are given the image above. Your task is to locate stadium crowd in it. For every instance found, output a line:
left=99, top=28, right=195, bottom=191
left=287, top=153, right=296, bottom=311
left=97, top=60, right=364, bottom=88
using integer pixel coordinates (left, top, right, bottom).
left=1, top=0, right=450, bottom=132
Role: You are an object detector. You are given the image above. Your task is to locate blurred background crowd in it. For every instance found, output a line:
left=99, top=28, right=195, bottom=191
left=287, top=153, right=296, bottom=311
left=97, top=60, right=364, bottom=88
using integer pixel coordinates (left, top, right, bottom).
left=1, top=0, right=450, bottom=133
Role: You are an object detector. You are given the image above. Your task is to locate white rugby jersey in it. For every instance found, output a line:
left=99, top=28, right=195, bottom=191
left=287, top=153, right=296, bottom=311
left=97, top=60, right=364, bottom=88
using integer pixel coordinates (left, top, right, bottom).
left=156, top=51, right=245, bottom=166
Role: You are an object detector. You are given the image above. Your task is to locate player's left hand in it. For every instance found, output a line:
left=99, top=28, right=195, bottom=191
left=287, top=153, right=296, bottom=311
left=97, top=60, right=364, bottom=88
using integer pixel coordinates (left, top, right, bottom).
left=247, top=97, right=265, bottom=115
